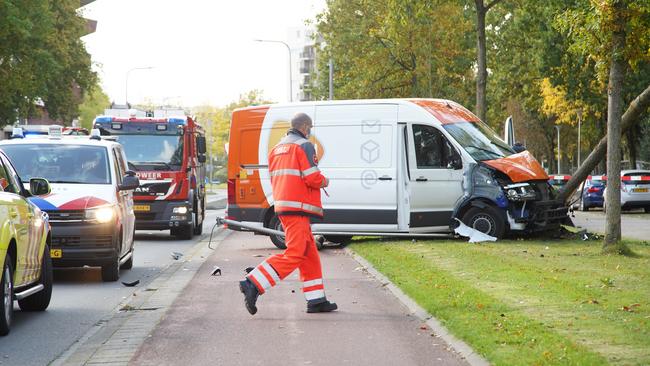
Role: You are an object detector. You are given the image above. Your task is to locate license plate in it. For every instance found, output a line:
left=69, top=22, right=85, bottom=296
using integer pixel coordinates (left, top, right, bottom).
left=633, top=188, right=648, bottom=193
left=134, top=205, right=150, bottom=211
left=50, top=249, right=62, bottom=258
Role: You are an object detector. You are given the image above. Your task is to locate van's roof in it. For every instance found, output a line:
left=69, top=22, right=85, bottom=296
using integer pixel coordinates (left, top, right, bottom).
left=232, top=98, right=481, bottom=125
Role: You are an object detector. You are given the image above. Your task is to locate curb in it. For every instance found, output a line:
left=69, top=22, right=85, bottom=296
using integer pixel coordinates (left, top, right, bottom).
left=345, top=248, right=490, bottom=366
left=52, top=229, right=231, bottom=366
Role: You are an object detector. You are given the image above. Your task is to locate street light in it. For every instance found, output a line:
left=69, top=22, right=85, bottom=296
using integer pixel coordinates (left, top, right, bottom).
left=555, top=125, right=561, bottom=174
left=125, top=66, right=154, bottom=105
left=577, top=109, right=583, bottom=167
left=254, top=39, right=293, bottom=102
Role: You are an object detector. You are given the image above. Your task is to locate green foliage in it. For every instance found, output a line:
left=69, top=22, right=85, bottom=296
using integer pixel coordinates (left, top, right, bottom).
left=193, top=90, right=272, bottom=181
left=314, top=0, right=474, bottom=104
left=0, top=0, right=96, bottom=126
left=353, top=238, right=650, bottom=365
left=78, top=85, right=110, bottom=130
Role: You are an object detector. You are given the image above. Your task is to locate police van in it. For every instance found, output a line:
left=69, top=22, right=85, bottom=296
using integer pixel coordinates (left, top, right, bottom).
left=0, top=127, right=139, bottom=281
left=225, top=99, right=568, bottom=247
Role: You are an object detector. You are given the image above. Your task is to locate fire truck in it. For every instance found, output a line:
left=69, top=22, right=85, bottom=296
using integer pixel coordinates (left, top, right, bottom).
left=93, top=111, right=207, bottom=239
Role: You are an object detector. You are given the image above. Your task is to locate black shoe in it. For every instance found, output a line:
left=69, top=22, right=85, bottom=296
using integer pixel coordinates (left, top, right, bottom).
left=307, top=300, right=338, bottom=313
left=239, top=279, right=259, bottom=315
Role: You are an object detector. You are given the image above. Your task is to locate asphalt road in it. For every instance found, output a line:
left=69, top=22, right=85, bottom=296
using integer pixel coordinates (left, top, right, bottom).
left=0, top=210, right=223, bottom=366
left=571, top=208, right=650, bottom=241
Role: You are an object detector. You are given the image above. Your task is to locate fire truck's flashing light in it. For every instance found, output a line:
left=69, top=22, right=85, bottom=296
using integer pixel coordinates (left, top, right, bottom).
left=168, top=118, right=186, bottom=124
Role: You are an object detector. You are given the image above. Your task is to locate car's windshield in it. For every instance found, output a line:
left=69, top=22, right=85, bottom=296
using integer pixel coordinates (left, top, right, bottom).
left=1, top=144, right=110, bottom=184
left=114, top=135, right=183, bottom=171
left=442, top=121, right=514, bottom=161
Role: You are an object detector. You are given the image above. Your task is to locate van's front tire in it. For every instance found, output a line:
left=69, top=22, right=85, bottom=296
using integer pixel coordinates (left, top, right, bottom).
left=269, top=215, right=286, bottom=249
left=461, top=206, right=506, bottom=239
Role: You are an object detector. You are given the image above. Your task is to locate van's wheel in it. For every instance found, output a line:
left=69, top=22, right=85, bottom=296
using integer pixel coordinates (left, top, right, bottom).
left=461, top=206, right=506, bottom=239
left=580, top=199, right=589, bottom=211
left=120, top=228, right=135, bottom=270
left=644, top=207, right=650, bottom=213
left=315, top=235, right=325, bottom=251
left=102, top=234, right=121, bottom=282
left=18, top=245, right=53, bottom=311
left=0, top=254, right=14, bottom=336
left=269, top=214, right=286, bottom=249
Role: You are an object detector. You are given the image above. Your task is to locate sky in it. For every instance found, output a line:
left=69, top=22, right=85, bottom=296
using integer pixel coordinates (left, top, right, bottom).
left=81, top=0, right=326, bottom=107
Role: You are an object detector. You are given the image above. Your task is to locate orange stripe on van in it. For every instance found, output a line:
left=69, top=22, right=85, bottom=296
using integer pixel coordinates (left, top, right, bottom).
left=409, top=99, right=481, bottom=124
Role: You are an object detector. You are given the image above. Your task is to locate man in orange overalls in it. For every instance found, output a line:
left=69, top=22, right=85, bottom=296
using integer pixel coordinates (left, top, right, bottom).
left=239, top=113, right=337, bottom=315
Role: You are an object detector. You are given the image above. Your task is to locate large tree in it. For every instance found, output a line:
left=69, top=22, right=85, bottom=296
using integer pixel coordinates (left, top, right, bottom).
left=314, top=0, right=474, bottom=104
left=0, top=0, right=96, bottom=126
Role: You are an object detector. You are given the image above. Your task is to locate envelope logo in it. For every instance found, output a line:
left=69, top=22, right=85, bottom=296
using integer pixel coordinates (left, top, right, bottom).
left=361, top=119, right=380, bottom=134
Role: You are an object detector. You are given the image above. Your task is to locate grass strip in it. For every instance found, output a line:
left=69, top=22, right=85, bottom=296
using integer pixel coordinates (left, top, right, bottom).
left=351, top=239, right=650, bottom=365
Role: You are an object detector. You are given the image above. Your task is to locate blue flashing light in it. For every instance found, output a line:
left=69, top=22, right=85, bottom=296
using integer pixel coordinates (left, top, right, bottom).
left=167, top=118, right=186, bottom=124
left=95, top=116, right=113, bottom=123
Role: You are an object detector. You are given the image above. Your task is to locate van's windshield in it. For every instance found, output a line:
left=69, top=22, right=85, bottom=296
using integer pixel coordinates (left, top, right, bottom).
left=442, top=121, right=514, bottom=161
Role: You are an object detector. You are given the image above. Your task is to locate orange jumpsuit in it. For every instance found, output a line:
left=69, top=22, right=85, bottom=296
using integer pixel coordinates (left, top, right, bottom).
left=246, top=129, right=329, bottom=304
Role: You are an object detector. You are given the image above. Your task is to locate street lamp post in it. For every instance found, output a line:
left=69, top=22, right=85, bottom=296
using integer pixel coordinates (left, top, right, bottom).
left=555, top=125, right=561, bottom=174
left=577, top=109, right=583, bottom=168
left=254, top=39, right=293, bottom=102
left=125, top=66, right=154, bottom=105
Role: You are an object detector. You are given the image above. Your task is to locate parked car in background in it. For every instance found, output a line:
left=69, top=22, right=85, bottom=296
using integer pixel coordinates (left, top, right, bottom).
left=0, top=150, right=53, bottom=336
left=548, top=175, right=571, bottom=193
left=0, top=127, right=140, bottom=282
left=574, top=175, right=607, bottom=211
left=609, top=170, right=650, bottom=213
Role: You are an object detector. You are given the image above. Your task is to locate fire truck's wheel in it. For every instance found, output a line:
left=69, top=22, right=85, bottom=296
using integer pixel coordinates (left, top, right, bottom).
left=269, top=215, right=287, bottom=249
left=0, top=254, right=14, bottom=336
left=461, top=206, right=505, bottom=239
left=193, top=208, right=203, bottom=236
left=18, top=245, right=53, bottom=311
left=175, top=222, right=194, bottom=240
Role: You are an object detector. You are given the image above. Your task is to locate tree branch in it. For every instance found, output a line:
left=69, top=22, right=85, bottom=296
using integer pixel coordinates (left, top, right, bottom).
left=374, top=36, right=414, bottom=71
left=485, top=0, right=505, bottom=12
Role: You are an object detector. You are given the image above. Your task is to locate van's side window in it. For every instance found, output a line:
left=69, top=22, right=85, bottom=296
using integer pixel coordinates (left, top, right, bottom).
left=412, top=125, right=455, bottom=169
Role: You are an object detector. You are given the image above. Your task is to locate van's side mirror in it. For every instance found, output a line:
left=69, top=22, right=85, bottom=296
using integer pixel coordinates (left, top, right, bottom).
left=119, top=175, right=140, bottom=191
left=196, top=136, right=207, bottom=154
left=512, top=142, right=526, bottom=153
left=30, top=178, right=51, bottom=196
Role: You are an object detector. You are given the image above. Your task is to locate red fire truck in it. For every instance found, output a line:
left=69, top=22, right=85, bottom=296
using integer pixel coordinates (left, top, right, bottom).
left=93, top=113, right=207, bottom=239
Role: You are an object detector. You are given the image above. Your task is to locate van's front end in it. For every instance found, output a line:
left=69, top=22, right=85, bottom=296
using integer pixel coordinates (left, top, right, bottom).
left=442, top=119, right=568, bottom=236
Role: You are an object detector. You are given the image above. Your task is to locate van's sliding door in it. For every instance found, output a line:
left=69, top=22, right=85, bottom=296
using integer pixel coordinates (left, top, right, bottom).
left=312, top=104, right=399, bottom=232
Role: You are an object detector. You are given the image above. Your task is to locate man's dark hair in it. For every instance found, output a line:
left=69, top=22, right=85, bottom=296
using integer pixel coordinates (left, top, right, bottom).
left=291, top=113, right=312, bottom=130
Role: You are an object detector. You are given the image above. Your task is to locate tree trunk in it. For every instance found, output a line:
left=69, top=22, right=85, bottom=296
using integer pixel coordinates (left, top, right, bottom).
left=475, top=0, right=487, bottom=123
left=558, top=83, right=650, bottom=202
left=603, top=0, right=626, bottom=252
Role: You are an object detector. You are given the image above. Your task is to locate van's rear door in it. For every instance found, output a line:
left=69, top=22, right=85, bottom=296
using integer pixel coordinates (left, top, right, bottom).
left=312, top=104, right=399, bottom=232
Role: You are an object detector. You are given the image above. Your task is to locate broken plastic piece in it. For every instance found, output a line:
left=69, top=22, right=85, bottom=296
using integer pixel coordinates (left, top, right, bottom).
left=211, top=266, right=221, bottom=276
left=453, top=219, right=497, bottom=243
left=171, top=251, right=183, bottom=260
left=121, top=279, right=140, bottom=287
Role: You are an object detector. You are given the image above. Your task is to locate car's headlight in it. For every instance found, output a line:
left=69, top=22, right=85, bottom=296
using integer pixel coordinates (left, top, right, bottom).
left=503, top=183, right=537, bottom=201
left=86, top=206, right=115, bottom=223
left=473, top=166, right=498, bottom=187
left=173, top=206, right=189, bottom=214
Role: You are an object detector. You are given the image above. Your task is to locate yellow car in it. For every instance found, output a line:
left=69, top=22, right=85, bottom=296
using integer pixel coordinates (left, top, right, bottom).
left=0, top=150, right=52, bottom=336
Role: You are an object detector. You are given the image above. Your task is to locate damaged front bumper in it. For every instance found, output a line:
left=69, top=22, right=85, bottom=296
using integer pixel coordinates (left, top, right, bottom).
left=506, top=199, right=568, bottom=232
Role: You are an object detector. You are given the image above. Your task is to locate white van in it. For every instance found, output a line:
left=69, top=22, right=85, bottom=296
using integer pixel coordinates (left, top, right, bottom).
left=225, top=99, right=567, bottom=247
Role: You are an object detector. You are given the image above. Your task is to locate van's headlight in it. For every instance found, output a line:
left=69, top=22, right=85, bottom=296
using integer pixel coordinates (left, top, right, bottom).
left=503, top=183, right=537, bottom=201
left=173, top=206, right=189, bottom=214
left=86, top=206, right=115, bottom=223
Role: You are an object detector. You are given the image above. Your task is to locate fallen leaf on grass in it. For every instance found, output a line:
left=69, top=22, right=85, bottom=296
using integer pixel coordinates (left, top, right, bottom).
left=476, top=303, right=484, bottom=310
left=622, top=304, right=641, bottom=312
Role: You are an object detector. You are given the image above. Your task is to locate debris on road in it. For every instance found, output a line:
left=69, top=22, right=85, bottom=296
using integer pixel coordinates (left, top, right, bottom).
left=121, top=280, right=140, bottom=287
left=453, top=219, right=497, bottom=243
left=211, top=266, right=221, bottom=276
left=244, top=266, right=254, bottom=274
left=171, top=252, right=183, bottom=260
